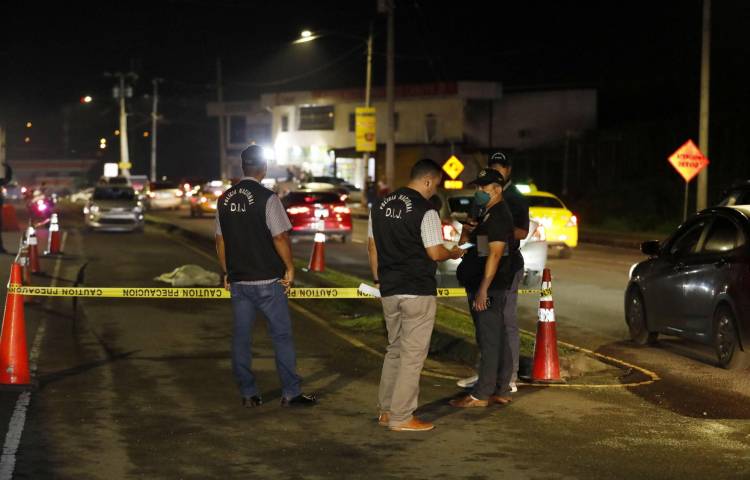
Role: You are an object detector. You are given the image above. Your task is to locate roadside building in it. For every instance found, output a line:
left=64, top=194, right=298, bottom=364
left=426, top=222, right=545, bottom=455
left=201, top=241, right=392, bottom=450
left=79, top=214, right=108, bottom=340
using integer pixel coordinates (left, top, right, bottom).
left=207, top=82, right=596, bottom=189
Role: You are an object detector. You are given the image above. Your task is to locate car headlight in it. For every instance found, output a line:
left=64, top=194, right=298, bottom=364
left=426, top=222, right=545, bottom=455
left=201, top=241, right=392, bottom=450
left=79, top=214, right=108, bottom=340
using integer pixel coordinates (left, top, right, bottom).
left=89, top=205, right=100, bottom=214
left=133, top=205, right=143, bottom=214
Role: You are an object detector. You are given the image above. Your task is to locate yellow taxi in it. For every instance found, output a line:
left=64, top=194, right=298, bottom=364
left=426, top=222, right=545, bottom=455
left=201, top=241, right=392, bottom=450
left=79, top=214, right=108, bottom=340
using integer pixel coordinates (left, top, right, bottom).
left=516, top=183, right=578, bottom=257
left=189, top=180, right=232, bottom=217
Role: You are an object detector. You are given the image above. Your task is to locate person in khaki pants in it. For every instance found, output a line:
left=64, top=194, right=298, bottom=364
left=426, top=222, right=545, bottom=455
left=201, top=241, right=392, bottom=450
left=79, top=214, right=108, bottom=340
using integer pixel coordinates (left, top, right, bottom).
left=368, top=159, right=463, bottom=432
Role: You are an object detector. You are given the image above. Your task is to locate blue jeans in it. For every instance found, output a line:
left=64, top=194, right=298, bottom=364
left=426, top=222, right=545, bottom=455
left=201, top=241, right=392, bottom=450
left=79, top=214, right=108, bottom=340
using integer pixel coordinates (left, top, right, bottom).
left=230, top=282, right=301, bottom=400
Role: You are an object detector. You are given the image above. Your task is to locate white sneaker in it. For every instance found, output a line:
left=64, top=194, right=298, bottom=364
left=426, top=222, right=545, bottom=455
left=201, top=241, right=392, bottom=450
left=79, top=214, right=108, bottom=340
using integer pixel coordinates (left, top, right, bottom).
left=510, top=381, right=518, bottom=393
left=456, top=374, right=478, bottom=389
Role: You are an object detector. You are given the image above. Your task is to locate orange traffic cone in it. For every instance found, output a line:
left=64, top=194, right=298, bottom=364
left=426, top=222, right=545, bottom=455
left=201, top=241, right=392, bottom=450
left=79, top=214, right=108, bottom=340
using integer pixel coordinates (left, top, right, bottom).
left=0, top=262, right=31, bottom=387
left=20, top=246, right=31, bottom=287
left=45, top=213, right=62, bottom=255
left=531, top=268, right=564, bottom=383
left=26, top=226, right=40, bottom=274
left=307, top=232, right=326, bottom=272
left=2, top=205, right=20, bottom=232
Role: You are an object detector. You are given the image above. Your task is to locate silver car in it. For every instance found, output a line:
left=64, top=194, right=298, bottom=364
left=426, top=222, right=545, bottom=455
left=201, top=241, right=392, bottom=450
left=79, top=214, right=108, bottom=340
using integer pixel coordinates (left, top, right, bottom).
left=84, top=186, right=144, bottom=232
left=435, top=189, right=548, bottom=288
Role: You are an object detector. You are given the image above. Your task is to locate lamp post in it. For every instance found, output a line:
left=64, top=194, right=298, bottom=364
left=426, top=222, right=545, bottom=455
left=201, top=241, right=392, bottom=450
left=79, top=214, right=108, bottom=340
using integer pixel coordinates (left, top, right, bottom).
left=296, top=27, right=374, bottom=189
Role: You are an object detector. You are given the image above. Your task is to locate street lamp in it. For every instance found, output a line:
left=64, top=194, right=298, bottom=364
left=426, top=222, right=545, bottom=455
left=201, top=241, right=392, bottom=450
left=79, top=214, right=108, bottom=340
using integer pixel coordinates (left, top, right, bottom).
left=293, top=29, right=318, bottom=44
left=294, top=28, right=374, bottom=186
left=81, top=95, right=93, bottom=104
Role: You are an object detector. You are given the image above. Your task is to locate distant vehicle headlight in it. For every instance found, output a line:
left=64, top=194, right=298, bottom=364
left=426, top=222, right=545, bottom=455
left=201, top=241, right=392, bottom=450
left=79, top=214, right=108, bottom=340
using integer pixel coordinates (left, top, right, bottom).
left=133, top=205, right=143, bottom=213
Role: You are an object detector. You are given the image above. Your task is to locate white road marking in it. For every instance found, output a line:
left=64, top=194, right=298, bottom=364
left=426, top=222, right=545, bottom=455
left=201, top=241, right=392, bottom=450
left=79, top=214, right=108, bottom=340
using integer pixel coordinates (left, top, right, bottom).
left=0, top=232, right=67, bottom=480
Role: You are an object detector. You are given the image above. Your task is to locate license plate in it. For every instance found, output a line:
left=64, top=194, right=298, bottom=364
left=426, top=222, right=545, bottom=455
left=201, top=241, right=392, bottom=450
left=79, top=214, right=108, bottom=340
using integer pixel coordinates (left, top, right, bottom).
left=315, top=208, right=329, bottom=218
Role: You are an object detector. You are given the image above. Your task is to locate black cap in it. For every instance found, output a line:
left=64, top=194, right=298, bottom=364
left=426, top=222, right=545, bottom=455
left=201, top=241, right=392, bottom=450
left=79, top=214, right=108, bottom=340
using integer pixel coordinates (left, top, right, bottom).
left=488, top=151, right=511, bottom=167
left=241, top=145, right=265, bottom=167
left=469, top=168, right=505, bottom=186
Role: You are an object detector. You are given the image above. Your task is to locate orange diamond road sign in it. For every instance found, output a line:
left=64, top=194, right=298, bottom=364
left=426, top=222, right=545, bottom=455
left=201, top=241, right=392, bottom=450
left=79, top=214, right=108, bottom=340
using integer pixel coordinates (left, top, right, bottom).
left=668, top=140, right=709, bottom=183
left=442, top=155, right=464, bottom=180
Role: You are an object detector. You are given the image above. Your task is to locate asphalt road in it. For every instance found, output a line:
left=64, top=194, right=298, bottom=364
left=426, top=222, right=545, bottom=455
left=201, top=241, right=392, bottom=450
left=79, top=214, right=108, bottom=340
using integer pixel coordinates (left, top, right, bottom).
left=151, top=207, right=750, bottom=415
left=0, top=204, right=746, bottom=478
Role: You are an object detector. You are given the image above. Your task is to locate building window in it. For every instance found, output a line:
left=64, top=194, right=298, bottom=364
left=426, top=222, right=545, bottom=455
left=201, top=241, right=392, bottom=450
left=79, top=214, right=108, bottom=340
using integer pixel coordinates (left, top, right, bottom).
left=425, top=113, right=437, bottom=143
left=299, top=105, right=334, bottom=131
left=229, top=116, right=247, bottom=144
left=247, top=124, right=271, bottom=145
left=281, top=115, right=289, bottom=132
left=348, top=112, right=356, bottom=132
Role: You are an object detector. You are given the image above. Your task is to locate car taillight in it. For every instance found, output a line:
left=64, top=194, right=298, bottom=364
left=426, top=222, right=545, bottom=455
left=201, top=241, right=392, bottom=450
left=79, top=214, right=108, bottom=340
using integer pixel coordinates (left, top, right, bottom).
left=287, top=206, right=311, bottom=215
left=442, top=222, right=459, bottom=242
left=333, top=206, right=350, bottom=214
left=566, top=215, right=578, bottom=227
left=199, top=196, right=208, bottom=204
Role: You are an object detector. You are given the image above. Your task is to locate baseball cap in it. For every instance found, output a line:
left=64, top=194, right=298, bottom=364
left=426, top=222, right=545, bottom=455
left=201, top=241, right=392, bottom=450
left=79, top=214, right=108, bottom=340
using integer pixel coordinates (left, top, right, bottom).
left=241, top=145, right=265, bottom=166
left=468, top=168, right=505, bottom=186
left=488, top=151, right=511, bottom=167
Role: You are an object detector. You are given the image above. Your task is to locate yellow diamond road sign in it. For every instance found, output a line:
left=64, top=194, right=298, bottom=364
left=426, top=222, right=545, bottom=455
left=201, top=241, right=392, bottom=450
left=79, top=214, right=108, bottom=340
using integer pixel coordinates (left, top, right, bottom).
left=442, top=155, right=464, bottom=180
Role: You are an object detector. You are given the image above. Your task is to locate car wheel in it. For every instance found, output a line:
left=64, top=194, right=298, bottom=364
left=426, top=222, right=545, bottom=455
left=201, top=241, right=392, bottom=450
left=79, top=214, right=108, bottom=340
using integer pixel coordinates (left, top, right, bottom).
left=341, top=234, right=348, bottom=243
left=625, top=287, right=657, bottom=345
left=559, top=246, right=573, bottom=259
left=713, top=305, right=749, bottom=370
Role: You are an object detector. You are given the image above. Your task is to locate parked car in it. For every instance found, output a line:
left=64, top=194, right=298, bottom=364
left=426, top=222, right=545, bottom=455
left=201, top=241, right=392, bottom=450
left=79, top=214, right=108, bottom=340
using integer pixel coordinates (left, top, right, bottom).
left=144, top=180, right=183, bottom=210
left=310, top=176, right=363, bottom=203
left=434, top=188, right=548, bottom=287
left=625, top=205, right=750, bottom=369
left=2, top=182, right=25, bottom=201
left=518, top=184, right=578, bottom=258
left=190, top=180, right=231, bottom=217
left=84, top=185, right=144, bottom=232
left=281, top=190, right=352, bottom=242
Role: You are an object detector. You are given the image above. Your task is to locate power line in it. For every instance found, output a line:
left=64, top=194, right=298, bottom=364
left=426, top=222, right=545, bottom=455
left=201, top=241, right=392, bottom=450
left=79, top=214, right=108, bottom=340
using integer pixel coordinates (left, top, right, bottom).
left=229, top=43, right=365, bottom=88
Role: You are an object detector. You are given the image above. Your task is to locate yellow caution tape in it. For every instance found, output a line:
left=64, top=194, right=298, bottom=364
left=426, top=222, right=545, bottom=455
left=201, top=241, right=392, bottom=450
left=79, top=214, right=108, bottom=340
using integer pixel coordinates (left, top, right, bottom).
left=7, top=284, right=549, bottom=299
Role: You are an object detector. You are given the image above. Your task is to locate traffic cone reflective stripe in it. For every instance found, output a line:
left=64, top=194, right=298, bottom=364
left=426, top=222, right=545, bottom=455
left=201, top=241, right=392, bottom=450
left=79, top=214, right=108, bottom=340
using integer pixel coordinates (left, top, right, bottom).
left=307, top=232, right=326, bottom=272
left=531, top=268, right=563, bottom=383
left=0, top=263, right=31, bottom=386
left=46, top=214, right=61, bottom=255
left=26, top=226, right=40, bottom=274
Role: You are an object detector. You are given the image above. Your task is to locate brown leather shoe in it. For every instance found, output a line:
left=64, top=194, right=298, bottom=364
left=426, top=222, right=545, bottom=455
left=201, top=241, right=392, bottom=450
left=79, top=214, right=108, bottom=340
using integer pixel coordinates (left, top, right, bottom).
left=378, top=411, right=390, bottom=426
left=389, top=416, right=435, bottom=432
left=489, top=395, right=513, bottom=405
left=449, top=394, right=489, bottom=408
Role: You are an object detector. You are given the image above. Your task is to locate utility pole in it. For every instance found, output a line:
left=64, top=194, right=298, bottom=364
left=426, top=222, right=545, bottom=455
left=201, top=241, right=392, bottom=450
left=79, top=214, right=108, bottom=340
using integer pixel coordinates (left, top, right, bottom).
left=106, top=71, right=137, bottom=178
left=150, top=78, right=163, bottom=182
left=362, top=24, right=374, bottom=188
left=216, top=58, right=227, bottom=180
left=385, top=0, right=395, bottom=190
left=696, top=0, right=711, bottom=211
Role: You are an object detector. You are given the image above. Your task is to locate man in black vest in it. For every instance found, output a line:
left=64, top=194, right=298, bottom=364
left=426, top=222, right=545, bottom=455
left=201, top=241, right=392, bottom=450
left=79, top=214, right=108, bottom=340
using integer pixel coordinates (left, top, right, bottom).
left=456, top=152, right=529, bottom=394
left=368, top=159, right=464, bottom=432
left=215, top=145, right=316, bottom=408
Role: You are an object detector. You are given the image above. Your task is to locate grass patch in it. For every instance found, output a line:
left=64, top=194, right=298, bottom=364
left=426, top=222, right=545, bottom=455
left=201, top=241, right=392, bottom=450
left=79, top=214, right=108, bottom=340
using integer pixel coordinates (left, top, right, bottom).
left=294, top=259, right=576, bottom=359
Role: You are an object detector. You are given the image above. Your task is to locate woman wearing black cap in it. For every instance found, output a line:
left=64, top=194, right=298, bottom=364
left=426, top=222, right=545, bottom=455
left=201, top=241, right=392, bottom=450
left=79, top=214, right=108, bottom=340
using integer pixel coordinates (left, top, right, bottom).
left=451, top=168, right=516, bottom=408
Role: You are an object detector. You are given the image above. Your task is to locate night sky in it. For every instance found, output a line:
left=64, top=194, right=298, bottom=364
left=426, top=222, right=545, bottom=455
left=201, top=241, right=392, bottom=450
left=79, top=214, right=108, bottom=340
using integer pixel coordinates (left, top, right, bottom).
left=1, top=0, right=749, bottom=182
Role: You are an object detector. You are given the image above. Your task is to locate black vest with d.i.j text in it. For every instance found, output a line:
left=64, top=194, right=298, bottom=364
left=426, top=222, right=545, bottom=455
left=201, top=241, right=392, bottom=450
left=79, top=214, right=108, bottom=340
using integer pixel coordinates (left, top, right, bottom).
left=217, top=179, right=286, bottom=283
left=371, top=187, right=438, bottom=296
